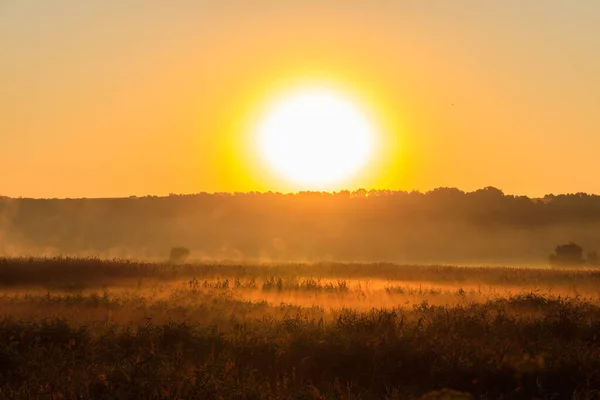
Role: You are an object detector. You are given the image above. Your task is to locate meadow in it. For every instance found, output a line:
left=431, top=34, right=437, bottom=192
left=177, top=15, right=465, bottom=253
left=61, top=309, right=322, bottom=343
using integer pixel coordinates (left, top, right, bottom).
left=1, top=258, right=600, bottom=399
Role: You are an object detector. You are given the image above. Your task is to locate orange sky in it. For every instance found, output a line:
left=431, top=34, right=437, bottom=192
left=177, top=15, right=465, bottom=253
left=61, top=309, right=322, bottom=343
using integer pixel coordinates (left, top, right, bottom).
left=1, top=1, right=599, bottom=198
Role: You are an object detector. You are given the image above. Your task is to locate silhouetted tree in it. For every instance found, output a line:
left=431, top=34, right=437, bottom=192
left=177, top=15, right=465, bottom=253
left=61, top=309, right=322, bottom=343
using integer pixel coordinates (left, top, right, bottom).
left=169, top=247, right=190, bottom=264
left=549, top=242, right=585, bottom=266
left=352, top=188, right=368, bottom=198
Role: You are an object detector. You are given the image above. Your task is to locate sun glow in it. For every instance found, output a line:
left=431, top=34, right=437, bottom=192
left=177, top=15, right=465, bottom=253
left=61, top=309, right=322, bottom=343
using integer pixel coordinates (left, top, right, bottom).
left=256, top=88, right=377, bottom=189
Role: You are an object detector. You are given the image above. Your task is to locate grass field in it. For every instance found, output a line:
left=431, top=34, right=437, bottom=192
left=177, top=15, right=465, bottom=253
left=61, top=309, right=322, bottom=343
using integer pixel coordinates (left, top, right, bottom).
left=1, top=258, right=600, bottom=399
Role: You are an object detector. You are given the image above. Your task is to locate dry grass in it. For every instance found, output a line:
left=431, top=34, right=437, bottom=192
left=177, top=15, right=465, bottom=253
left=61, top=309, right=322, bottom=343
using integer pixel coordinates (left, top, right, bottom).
left=0, top=257, right=600, bottom=399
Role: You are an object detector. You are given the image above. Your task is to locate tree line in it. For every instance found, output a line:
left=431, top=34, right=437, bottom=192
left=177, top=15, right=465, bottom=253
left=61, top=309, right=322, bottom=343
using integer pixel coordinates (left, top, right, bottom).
left=1, top=187, right=600, bottom=264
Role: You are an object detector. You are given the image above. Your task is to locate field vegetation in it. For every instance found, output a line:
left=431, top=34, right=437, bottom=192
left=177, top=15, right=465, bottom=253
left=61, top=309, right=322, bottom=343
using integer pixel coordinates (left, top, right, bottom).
left=1, top=258, right=600, bottom=399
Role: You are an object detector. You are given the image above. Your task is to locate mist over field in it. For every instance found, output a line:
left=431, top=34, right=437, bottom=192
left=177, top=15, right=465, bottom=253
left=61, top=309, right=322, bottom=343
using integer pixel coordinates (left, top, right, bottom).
left=2, top=187, right=600, bottom=265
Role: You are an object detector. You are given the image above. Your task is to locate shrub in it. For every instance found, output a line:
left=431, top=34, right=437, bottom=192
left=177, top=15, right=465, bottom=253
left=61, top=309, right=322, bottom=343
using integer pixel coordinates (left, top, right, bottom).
left=549, top=242, right=584, bottom=266
left=169, top=247, right=190, bottom=264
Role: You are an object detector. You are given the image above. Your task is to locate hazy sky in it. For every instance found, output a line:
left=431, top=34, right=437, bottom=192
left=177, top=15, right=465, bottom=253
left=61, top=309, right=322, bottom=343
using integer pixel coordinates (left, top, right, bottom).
left=2, top=1, right=599, bottom=198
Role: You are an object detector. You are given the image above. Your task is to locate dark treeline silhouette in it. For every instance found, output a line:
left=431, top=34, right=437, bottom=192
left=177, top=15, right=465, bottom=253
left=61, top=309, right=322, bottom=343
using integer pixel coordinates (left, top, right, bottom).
left=1, top=187, right=600, bottom=264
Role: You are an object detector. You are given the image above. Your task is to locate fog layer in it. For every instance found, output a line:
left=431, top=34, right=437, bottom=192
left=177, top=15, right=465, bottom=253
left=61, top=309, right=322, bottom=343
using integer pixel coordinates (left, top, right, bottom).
left=1, top=188, right=599, bottom=265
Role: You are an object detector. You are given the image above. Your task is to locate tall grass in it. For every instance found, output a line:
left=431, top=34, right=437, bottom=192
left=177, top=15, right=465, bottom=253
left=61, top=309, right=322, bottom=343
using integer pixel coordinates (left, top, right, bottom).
left=0, top=258, right=599, bottom=399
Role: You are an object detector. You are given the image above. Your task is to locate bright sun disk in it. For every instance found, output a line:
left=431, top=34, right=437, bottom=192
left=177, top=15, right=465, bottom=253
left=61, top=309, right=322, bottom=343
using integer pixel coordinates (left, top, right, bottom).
left=257, top=88, right=376, bottom=188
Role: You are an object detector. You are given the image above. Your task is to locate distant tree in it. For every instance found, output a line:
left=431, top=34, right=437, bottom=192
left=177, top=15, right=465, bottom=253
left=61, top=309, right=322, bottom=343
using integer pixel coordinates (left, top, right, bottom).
left=351, top=188, right=368, bottom=198
left=169, top=247, right=190, bottom=264
left=473, top=186, right=504, bottom=197
left=427, top=187, right=465, bottom=197
left=549, top=242, right=585, bottom=266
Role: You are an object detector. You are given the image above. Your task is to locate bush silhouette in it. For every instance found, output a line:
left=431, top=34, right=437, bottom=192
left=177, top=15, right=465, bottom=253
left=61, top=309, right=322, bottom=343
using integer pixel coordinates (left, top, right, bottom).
left=549, top=242, right=585, bottom=266
left=169, top=247, right=190, bottom=264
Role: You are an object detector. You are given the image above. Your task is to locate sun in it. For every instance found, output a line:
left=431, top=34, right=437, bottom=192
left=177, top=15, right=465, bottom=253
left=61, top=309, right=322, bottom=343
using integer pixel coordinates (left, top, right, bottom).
left=256, top=87, right=376, bottom=189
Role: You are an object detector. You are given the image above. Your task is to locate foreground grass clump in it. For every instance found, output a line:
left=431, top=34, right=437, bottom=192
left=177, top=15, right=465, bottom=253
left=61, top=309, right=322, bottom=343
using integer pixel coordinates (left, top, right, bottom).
left=1, top=258, right=600, bottom=399
left=1, top=295, right=600, bottom=399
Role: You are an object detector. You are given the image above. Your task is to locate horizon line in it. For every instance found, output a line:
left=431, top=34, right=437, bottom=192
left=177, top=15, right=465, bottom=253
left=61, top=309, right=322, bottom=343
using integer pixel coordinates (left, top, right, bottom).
left=3, top=186, right=600, bottom=201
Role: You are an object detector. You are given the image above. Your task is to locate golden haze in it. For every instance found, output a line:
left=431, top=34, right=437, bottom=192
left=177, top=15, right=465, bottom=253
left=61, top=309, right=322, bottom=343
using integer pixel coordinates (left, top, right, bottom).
left=2, top=2, right=599, bottom=197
